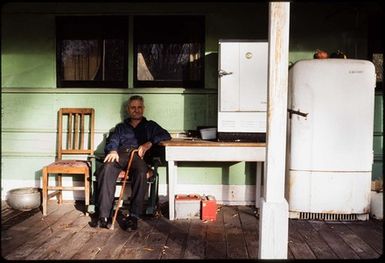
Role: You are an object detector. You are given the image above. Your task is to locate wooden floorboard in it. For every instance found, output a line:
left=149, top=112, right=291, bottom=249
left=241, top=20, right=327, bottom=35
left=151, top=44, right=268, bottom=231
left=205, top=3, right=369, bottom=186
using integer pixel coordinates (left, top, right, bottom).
left=44, top=221, right=92, bottom=260
left=368, top=219, right=384, bottom=235
left=140, top=218, right=169, bottom=259
left=288, top=220, right=317, bottom=259
left=2, top=201, right=73, bottom=257
left=291, top=219, right=338, bottom=259
left=183, top=219, right=207, bottom=259
left=161, top=219, right=190, bottom=259
left=93, top=227, right=133, bottom=259
left=205, top=206, right=226, bottom=259
left=238, top=205, right=259, bottom=259
left=1, top=201, right=382, bottom=260
left=343, top=221, right=383, bottom=254
left=117, top=215, right=159, bottom=259
left=326, top=221, right=380, bottom=259
left=5, top=208, right=86, bottom=260
left=308, top=220, right=361, bottom=259
left=223, top=206, right=249, bottom=259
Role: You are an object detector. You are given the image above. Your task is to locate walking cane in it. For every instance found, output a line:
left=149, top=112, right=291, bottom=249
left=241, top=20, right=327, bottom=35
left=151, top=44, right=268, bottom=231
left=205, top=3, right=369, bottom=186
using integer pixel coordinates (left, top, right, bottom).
left=110, top=149, right=139, bottom=230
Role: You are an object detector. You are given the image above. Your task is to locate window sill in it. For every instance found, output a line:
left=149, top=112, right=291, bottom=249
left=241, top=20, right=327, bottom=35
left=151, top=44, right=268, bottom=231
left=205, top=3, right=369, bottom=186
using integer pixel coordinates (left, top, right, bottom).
left=1, top=87, right=218, bottom=94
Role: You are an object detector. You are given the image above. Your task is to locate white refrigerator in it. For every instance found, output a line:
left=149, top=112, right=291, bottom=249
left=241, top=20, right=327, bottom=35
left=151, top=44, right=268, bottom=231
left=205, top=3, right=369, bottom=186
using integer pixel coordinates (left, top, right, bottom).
left=287, top=59, right=376, bottom=220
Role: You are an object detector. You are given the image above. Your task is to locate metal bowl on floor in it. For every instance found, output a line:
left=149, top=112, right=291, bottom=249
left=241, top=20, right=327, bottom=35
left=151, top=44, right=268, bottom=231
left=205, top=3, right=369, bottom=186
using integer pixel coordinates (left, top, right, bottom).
left=6, top=187, right=41, bottom=211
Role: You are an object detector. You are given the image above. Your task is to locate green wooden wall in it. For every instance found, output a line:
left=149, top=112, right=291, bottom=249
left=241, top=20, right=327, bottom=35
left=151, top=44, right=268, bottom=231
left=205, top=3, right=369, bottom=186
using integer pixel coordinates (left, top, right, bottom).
left=1, top=2, right=383, bottom=198
left=373, top=90, right=384, bottom=181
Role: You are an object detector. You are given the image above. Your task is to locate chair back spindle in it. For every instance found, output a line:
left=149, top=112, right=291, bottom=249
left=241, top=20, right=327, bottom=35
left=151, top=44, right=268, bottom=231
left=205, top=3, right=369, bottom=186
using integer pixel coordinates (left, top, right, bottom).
left=57, top=108, right=95, bottom=160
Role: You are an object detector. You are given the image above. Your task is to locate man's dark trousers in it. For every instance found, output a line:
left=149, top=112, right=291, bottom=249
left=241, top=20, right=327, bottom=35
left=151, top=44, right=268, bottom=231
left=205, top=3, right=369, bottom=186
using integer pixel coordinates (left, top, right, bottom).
left=96, top=149, right=148, bottom=218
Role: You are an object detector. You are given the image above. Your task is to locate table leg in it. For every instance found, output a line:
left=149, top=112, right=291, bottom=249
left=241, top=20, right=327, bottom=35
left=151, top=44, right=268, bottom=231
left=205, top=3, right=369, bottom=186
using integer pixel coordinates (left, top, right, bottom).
left=168, top=160, right=177, bottom=220
left=255, top=162, right=262, bottom=208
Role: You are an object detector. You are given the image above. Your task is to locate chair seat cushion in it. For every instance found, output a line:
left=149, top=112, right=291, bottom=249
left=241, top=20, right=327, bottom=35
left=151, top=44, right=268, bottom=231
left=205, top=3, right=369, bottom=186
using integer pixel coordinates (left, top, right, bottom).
left=49, top=160, right=89, bottom=167
left=46, top=160, right=90, bottom=174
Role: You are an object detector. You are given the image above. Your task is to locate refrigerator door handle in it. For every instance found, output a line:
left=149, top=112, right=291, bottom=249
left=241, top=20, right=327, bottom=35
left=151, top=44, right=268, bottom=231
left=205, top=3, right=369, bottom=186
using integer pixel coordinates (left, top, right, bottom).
left=288, top=108, right=309, bottom=119
left=218, top=69, right=233, bottom=78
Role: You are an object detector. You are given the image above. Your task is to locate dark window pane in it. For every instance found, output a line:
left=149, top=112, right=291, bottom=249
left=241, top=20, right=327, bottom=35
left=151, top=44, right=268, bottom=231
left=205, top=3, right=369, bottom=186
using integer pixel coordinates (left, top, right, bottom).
left=103, top=39, right=125, bottom=81
left=56, top=16, right=128, bottom=88
left=61, top=40, right=101, bottom=81
left=59, top=39, right=125, bottom=82
left=137, top=43, right=202, bottom=81
left=134, top=15, right=205, bottom=88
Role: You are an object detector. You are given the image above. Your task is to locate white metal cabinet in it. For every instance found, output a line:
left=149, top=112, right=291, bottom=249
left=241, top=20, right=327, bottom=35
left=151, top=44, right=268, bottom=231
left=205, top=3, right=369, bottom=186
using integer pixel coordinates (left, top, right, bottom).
left=218, top=40, right=268, bottom=133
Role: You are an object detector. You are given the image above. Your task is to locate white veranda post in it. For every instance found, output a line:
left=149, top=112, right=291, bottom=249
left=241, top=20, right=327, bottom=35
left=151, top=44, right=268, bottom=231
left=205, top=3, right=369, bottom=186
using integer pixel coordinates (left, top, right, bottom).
left=258, top=2, right=290, bottom=259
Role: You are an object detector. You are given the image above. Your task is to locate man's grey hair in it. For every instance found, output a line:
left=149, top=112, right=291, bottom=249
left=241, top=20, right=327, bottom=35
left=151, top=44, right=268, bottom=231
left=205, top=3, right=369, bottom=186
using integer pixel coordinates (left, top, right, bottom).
left=128, top=95, right=144, bottom=103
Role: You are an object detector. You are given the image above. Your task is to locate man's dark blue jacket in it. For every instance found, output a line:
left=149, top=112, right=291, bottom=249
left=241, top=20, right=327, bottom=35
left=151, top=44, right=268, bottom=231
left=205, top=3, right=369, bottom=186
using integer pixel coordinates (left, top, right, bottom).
left=104, top=117, right=171, bottom=154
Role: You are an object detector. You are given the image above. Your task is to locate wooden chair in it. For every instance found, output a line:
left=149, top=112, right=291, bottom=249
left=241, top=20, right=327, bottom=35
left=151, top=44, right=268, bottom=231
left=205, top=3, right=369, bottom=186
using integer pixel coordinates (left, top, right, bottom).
left=42, top=108, right=95, bottom=216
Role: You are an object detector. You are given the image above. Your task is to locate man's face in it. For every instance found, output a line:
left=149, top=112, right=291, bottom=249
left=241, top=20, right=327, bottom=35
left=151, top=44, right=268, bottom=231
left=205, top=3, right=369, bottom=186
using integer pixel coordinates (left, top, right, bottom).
left=128, top=99, right=144, bottom=120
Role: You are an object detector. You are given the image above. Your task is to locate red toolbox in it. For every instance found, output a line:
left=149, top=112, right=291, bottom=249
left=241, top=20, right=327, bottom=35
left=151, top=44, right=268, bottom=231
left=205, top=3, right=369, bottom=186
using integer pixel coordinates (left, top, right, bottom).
left=201, top=195, right=217, bottom=221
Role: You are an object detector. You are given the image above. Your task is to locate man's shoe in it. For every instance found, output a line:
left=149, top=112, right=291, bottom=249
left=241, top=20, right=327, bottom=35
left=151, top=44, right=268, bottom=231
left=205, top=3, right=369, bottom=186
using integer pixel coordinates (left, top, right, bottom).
left=99, top=217, right=109, bottom=228
left=123, top=216, right=138, bottom=231
left=89, top=217, right=109, bottom=229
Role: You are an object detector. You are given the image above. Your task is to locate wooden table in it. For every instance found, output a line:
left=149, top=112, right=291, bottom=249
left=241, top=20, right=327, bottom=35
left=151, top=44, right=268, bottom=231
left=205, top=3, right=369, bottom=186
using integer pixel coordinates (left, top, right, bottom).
left=160, top=138, right=266, bottom=220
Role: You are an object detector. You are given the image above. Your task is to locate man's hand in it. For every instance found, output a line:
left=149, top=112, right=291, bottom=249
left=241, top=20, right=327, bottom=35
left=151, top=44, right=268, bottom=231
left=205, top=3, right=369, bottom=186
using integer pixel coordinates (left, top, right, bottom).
left=104, top=150, right=119, bottom=163
left=138, top=142, right=152, bottom=158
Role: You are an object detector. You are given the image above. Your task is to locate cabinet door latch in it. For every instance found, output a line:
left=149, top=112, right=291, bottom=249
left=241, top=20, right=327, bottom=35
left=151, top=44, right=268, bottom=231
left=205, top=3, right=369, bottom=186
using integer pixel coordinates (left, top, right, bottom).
left=218, top=69, right=233, bottom=78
